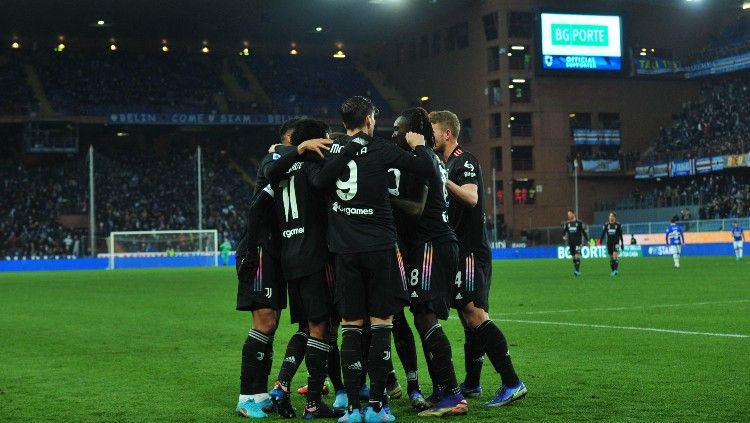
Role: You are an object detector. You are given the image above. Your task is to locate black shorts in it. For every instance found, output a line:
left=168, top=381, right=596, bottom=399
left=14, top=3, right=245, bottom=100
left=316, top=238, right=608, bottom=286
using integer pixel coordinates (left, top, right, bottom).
left=334, top=246, right=409, bottom=321
left=568, top=244, right=582, bottom=256
left=287, top=264, right=335, bottom=324
left=236, top=246, right=286, bottom=312
left=453, top=250, right=491, bottom=312
left=406, top=240, right=458, bottom=320
left=606, top=243, right=620, bottom=256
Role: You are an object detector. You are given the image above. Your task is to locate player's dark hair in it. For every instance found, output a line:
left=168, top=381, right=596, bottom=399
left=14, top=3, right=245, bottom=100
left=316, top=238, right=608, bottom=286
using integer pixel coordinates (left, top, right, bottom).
left=399, top=107, right=435, bottom=148
left=290, top=119, right=329, bottom=146
left=671, top=217, right=678, bottom=223
left=279, top=118, right=301, bottom=140
left=330, top=132, right=346, bottom=141
left=340, top=96, right=379, bottom=130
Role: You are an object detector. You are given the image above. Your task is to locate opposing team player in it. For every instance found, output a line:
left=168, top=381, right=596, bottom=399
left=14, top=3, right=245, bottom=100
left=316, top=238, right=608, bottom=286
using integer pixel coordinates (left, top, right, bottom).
left=316, top=96, right=437, bottom=422
left=562, top=209, right=588, bottom=277
left=390, top=108, right=467, bottom=417
left=730, top=221, right=744, bottom=261
left=234, top=118, right=299, bottom=418
left=264, top=119, right=344, bottom=419
left=429, top=110, right=526, bottom=408
left=599, top=212, right=624, bottom=276
left=666, top=217, right=686, bottom=269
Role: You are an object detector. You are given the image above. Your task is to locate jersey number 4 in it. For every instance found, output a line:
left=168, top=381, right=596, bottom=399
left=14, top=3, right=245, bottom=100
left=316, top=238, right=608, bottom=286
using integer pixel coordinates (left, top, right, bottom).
left=336, top=160, right=358, bottom=201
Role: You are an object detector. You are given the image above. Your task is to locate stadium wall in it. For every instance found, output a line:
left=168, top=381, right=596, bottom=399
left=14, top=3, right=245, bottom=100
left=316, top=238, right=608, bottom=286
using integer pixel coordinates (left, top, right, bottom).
left=377, top=0, right=736, bottom=238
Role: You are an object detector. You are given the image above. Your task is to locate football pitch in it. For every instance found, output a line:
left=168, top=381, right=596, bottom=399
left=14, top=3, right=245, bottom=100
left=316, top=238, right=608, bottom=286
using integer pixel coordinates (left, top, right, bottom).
left=1, top=257, right=747, bottom=422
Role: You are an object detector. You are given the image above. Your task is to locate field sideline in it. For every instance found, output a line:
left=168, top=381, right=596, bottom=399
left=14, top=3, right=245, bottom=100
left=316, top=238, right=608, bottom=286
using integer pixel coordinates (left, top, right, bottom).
left=1, top=257, right=747, bottom=422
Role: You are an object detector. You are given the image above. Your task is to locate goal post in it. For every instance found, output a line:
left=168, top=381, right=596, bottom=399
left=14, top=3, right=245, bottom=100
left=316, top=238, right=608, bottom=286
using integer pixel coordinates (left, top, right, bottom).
left=107, top=229, right=219, bottom=269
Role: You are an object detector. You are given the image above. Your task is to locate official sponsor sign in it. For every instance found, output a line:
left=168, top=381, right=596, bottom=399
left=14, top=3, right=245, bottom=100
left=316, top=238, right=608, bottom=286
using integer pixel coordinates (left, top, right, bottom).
left=557, top=245, right=642, bottom=259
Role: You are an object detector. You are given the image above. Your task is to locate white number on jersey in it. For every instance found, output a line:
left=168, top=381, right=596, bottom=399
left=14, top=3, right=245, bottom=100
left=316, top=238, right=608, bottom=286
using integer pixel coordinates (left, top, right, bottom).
left=388, top=168, right=401, bottom=196
left=279, top=175, right=299, bottom=221
left=336, top=160, right=358, bottom=201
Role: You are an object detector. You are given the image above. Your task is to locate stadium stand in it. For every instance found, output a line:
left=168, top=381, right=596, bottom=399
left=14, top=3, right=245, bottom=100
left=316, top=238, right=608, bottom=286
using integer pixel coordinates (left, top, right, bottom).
left=687, top=14, right=750, bottom=64
left=0, top=138, right=265, bottom=259
left=3, top=52, right=393, bottom=117
left=641, top=77, right=748, bottom=164
left=596, top=174, right=750, bottom=217
left=0, top=55, right=37, bottom=115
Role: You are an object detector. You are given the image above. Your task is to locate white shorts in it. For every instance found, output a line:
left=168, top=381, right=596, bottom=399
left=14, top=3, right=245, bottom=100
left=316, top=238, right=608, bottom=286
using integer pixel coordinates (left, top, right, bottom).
left=669, top=245, right=682, bottom=255
left=733, top=241, right=744, bottom=249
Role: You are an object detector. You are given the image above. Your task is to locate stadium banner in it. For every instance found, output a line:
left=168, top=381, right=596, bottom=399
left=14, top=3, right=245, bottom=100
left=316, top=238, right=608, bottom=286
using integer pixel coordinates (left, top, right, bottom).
left=685, top=52, right=750, bottom=79
left=108, top=112, right=298, bottom=126
left=711, top=155, right=725, bottom=171
left=634, top=163, right=668, bottom=179
left=581, top=159, right=621, bottom=172
left=634, top=58, right=683, bottom=75
left=573, top=129, right=621, bottom=145
left=0, top=255, right=236, bottom=272
left=694, top=157, right=712, bottom=174
left=642, top=243, right=744, bottom=257
left=633, top=230, right=749, bottom=246
left=725, top=154, right=747, bottom=168
left=669, top=159, right=694, bottom=177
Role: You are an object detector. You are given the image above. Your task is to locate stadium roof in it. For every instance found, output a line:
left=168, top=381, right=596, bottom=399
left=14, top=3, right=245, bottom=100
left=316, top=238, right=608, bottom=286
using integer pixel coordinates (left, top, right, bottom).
left=4, top=0, right=742, bottom=46
left=3, top=0, right=471, bottom=45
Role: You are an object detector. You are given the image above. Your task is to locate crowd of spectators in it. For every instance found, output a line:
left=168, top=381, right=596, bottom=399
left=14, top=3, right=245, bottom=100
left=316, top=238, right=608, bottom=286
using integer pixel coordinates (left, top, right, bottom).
left=245, top=55, right=392, bottom=117
left=0, top=55, right=36, bottom=115
left=640, top=78, right=749, bottom=163
left=1, top=158, right=88, bottom=258
left=1, top=140, right=263, bottom=259
left=596, top=174, right=750, bottom=218
left=687, top=15, right=749, bottom=65
left=34, top=52, right=225, bottom=115
left=0, top=52, right=394, bottom=119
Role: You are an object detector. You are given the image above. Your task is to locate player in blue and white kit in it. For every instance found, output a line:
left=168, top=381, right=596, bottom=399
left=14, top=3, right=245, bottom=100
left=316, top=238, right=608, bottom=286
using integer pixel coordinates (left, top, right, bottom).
left=665, top=217, right=685, bottom=269
left=730, top=221, right=744, bottom=261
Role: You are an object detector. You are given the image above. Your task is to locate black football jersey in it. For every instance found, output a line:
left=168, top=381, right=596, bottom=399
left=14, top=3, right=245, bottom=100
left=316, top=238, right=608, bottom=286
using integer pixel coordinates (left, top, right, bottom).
left=264, top=153, right=328, bottom=280
left=318, top=132, right=436, bottom=254
left=445, top=146, right=490, bottom=258
left=389, top=166, right=421, bottom=246
left=390, top=149, right=455, bottom=247
left=235, top=185, right=274, bottom=260
left=249, top=152, right=285, bottom=258
left=600, top=222, right=624, bottom=246
left=563, top=220, right=588, bottom=246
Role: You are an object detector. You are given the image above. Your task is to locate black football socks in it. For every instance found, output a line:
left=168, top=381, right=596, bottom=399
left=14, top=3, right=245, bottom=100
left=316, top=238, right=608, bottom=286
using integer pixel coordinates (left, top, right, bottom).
left=476, top=320, right=520, bottom=387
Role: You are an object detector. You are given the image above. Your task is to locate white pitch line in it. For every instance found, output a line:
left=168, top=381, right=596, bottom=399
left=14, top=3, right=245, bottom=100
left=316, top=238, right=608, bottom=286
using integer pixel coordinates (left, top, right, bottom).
left=493, top=299, right=750, bottom=317
left=494, top=318, right=749, bottom=339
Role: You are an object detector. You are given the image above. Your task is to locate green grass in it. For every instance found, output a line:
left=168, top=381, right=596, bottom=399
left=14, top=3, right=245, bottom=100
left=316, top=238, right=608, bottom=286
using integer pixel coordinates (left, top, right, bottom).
left=1, top=257, right=748, bottom=422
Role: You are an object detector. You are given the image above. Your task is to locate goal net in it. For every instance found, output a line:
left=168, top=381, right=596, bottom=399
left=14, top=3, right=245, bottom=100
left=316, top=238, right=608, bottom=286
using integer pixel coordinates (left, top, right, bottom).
left=107, top=230, right=219, bottom=269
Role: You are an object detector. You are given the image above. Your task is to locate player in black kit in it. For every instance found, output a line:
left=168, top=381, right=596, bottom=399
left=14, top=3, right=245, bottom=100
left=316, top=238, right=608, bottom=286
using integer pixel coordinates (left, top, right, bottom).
left=599, top=212, right=624, bottom=277
left=315, top=96, right=436, bottom=422
left=234, top=118, right=299, bottom=418
left=263, top=119, right=347, bottom=419
left=389, top=108, right=468, bottom=417
left=562, top=209, right=589, bottom=277
left=429, top=110, right=527, bottom=408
